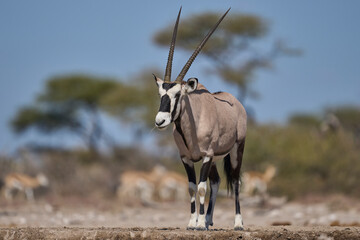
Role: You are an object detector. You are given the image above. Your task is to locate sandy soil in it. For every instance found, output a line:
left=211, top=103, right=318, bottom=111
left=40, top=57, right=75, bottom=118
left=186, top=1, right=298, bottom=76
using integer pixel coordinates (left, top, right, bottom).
left=0, top=196, right=359, bottom=239
left=1, top=226, right=360, bottom=240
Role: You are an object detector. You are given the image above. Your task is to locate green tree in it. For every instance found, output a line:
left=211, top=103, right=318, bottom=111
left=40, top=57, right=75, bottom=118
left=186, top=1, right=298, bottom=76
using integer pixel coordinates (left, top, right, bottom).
left=100, top=69, right=162, bottom=140
left=327, top=106, right=360, bottom=134
left=11, top=75, right=120, bottom=151
left=154, top=11, right=300, bottom=104
left=288, top=113, right=321, bottom=129
left=11, top=72, right=163, bottom=150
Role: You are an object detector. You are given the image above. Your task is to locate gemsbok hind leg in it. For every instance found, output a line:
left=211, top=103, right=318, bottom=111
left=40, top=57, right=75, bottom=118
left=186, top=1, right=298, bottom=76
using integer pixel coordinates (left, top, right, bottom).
left=225, top=142, right=245, bottom=230
left=182, top=158, right=197, bottom=230
left=232, top=141, right=245, bottom=230
left=205, top=163, right=220, bottom=229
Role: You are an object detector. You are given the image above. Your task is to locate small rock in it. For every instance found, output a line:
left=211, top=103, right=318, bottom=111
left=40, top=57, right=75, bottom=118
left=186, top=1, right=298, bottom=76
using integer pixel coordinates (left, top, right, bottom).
left=141, top=230, right=148, bottom=238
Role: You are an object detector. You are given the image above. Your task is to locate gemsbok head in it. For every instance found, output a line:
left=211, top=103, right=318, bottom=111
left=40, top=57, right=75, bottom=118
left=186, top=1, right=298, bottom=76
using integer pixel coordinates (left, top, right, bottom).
left=153, top=7, right=247, bottom=231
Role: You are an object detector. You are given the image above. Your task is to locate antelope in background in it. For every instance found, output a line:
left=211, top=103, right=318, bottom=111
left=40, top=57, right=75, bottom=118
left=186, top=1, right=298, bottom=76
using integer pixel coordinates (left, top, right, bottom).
left=3, top=173, right=49, bottom=201
left=157, top=169, right=188, bottom=202
left=242, top=165, right=277, bottom=198
left=117, top=166, right=188, bottom=205
left=153, top=8, right=247, bottom=230
left=117, top=166, right=164, bottom=206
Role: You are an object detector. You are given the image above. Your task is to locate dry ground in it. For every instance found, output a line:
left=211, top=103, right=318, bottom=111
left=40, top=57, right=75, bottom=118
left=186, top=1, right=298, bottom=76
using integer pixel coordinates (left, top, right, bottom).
left=0, top=195, right=359, bottom=239
left=1, top=226, right=360, bottom=240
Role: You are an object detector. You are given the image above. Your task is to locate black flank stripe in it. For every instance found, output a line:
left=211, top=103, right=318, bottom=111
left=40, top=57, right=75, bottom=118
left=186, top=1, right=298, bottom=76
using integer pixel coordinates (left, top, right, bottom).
left=175, top=119, right=188, bottom=149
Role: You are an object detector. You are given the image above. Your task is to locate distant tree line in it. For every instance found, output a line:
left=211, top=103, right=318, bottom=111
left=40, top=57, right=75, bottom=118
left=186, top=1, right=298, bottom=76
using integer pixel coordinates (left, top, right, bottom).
left=11, top=10, right=299, bottom=150
left=8, top=10, right=360, bottom=199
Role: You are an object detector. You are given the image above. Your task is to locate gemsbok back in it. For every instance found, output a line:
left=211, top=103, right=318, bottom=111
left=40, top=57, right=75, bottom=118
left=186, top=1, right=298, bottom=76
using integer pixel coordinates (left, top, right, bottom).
left=153, top=7, right=247, bottom=230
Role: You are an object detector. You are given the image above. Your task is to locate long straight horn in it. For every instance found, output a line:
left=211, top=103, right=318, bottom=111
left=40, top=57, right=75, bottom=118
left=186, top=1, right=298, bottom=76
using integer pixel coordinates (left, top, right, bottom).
left=164, top=7, right=182, bottom=83
left=175, top=8, right=230, bottom=83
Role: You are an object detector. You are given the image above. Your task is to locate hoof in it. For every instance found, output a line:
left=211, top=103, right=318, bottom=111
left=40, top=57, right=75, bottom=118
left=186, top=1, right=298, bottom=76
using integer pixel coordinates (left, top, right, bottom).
left=195, top=227, right=207, bottom=231
left=186, top=227, right=196, bottom=230
left=206, top=223, right=213, bottom=230
left=234, top=226, right=244, bottom=231
left=205, top=222, right=213, bottom=230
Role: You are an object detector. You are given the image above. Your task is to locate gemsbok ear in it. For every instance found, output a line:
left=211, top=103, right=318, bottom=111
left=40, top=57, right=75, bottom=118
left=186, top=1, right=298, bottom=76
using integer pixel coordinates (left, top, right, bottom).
left=185, top=78, right=198, bottom=93
left=153, top=74, right=162, bottom=86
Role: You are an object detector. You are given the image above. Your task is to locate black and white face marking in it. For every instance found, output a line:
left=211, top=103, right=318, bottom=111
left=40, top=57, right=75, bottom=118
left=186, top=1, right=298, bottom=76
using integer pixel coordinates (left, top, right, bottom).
left=155, top=78, right=182, bottom=129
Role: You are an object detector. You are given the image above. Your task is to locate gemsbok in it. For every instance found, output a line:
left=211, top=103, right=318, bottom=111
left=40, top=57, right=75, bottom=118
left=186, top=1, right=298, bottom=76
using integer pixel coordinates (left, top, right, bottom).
left=153, top=7, right=247, bottom=230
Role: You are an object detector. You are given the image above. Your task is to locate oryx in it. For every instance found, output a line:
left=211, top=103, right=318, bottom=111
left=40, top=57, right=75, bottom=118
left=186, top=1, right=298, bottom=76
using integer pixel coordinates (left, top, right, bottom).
left=153, top=7, right=247, bottom=230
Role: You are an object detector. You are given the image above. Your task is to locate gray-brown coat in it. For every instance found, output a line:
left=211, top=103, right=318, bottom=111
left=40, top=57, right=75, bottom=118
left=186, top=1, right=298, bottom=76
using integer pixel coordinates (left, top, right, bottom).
left=153, top=7, right=247, bottom=230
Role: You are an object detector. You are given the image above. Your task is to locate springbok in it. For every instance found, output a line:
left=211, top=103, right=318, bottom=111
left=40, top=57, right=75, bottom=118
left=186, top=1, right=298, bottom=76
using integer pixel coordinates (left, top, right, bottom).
left=3, top=173, right=49, bottom=201
left=157, top=170, right=188, bottom=202
left=117, top=166, right=165, bottom=205
left=153, top=8, right=247, bottom=230
left=243, top=165, right=276, bottom=197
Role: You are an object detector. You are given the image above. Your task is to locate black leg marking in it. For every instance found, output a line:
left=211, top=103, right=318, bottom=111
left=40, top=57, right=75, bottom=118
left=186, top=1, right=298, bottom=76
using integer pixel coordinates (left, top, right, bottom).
left=234, top=141, right=245, bottom=214
left=182, top=160, right=196, bottom=184
left=206, top=163, right=220, bottom=228
left=199, top=159, right=212, bottom=182
left=199, top=204, right=205, bottom=215
left=206, top=198, right=213, bottom=217
left=209, top=163, right=220, bottom=184
left=234, top=141, right=245, bottom=231
left=196, top=157, right=213, bottom=230
left=234, top=180, right=241, bottom=214
left=182, top=159, right=197, bottom=230
left=191, top=201, right=196, bottom=214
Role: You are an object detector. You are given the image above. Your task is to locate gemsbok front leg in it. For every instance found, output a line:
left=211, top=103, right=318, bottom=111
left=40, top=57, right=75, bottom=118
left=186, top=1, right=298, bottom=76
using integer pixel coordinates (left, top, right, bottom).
left=182, top=158, right=197, bottom=230
left=205, top=163, right=220, bottom=229
left=196, top=156, right=213, bottom=230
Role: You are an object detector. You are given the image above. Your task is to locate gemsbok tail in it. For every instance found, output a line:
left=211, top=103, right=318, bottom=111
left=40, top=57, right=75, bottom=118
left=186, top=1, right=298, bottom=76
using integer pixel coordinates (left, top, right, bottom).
left=223, top=154, right=233, bottom=194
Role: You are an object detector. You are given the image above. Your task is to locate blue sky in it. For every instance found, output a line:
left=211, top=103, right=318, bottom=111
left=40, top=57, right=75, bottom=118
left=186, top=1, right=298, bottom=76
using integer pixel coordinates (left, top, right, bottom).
left=0, top=1, right=359, bottom=152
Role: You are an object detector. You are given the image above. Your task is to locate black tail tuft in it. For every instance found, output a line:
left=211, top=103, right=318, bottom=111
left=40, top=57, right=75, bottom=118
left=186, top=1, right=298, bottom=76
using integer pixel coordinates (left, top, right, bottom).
left=223, top=154, right=233, bottom=194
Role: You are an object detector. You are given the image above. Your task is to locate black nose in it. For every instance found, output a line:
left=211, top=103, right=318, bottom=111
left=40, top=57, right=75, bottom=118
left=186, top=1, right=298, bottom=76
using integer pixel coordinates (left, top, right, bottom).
left=156, top=119, right=165, bottom=126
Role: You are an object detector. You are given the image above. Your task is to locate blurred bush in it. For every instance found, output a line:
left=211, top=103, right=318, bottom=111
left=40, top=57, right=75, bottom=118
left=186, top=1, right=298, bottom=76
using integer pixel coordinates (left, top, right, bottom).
left=244, top=106, right=360, bottom=199
left=0, top=146, right=159, bottom=201
left=3, top=105, right=360, bottom=201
